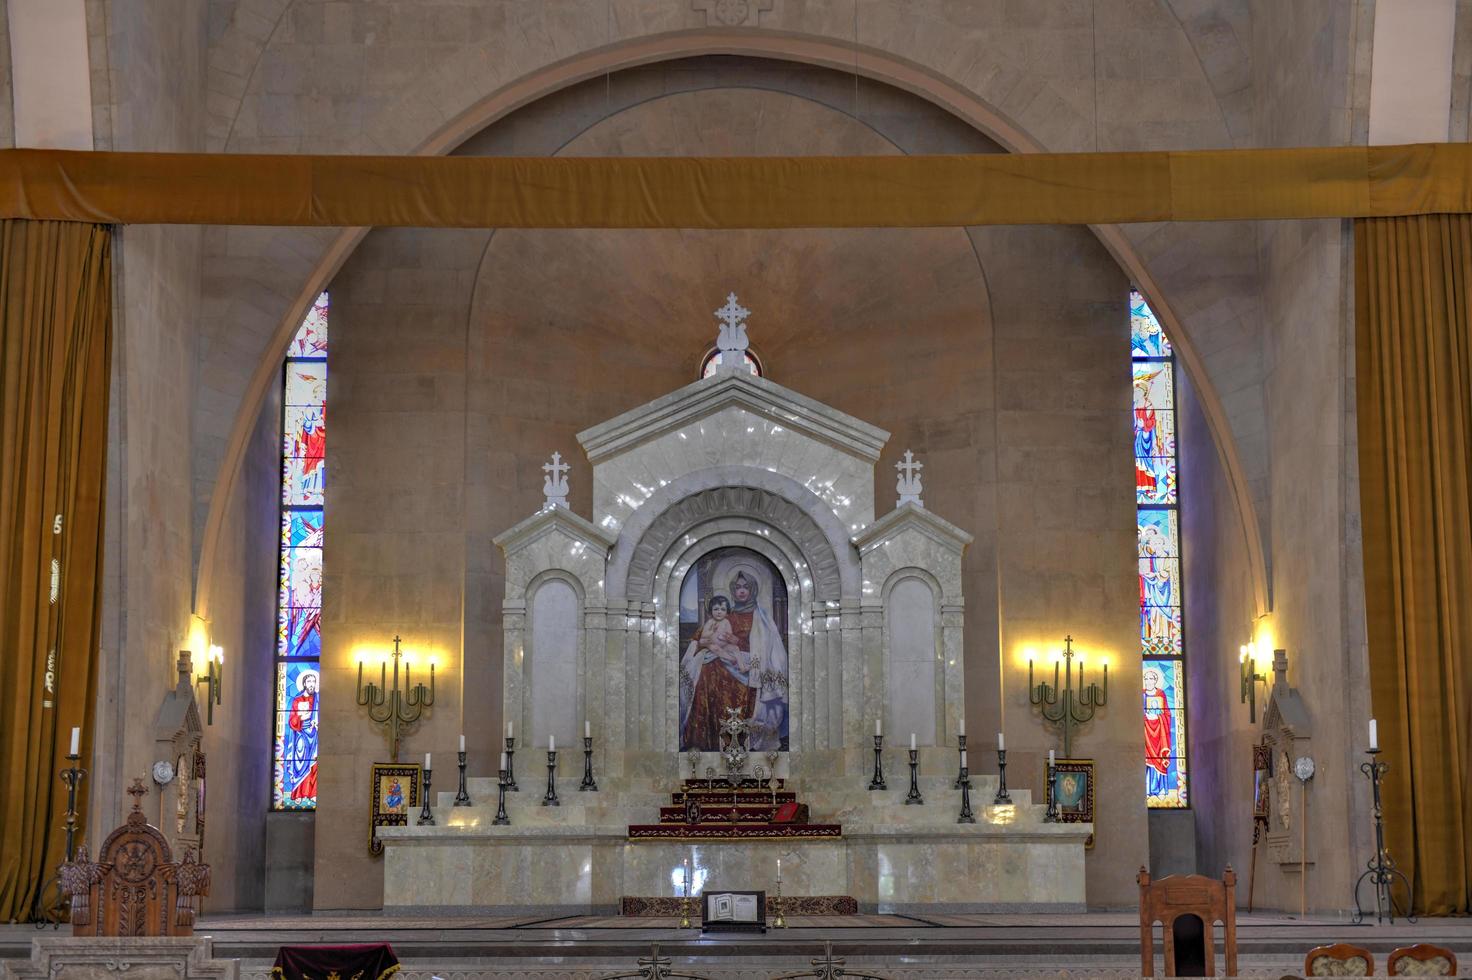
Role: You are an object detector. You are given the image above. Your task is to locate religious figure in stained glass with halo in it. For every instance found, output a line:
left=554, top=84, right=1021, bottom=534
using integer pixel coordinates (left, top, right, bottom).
left=1142, top=662, right=1186, bottom=807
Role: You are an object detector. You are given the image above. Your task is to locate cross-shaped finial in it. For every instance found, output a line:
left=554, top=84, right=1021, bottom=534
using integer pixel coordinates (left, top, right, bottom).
left=126, top=778, right=148, bottom=811
left=712, top=292, right=751, bottom=373
left=542, top=451, right=570, bottom=509
left=896, top=449, right=924, bottom=507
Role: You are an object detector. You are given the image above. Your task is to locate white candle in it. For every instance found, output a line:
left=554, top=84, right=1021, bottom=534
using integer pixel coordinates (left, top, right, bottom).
left=507, top=721, right=513, bottom=737
left=585, top=721, right=591, bottom=738
left=875, top=718, right=882, bottom=736
left=549, top=735, right=555, bottom=753
left=69, top=727, right=79, bottom=756
left=777, top=858, right=782, bottom=882
left=1369, top=718, right=1379, bottom=751
left=997, top=731, right=1005, bottom=751
left=1048, top=749, right=1055, bottom=766
left=424, top=752, right=431, bottom=770
left=960, top=749, right=968, bottom=769
left=500, top=751, right=507, bottom=771
left=910, top=733, right=916, bottom=751
left=459, top=733, right=466, bottom=752
left=958, top=717, right=965, bottom=736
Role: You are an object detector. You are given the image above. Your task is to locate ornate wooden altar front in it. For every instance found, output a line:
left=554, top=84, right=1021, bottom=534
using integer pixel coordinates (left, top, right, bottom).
left=61, top=780, right=210, bottom=937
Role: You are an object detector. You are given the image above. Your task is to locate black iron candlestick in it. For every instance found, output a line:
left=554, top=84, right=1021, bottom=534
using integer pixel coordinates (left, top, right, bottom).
left=868, top=734, right=886, bottom=790
left=1044, top=757, right=1060, bottom=822
left=993, top=748, right=1012, bottom=804
left=905, top=749, right=924, bottom=805
left=454, top=750, right=472, bottom=806
left=493, top=767, right=511, bottom=825
left=954, top=733, right=967, bottom=788
left=418, top=766, right=435, bottom=825
left=504, top=736, right=519, bottom=791
left=542, top=749, right=560, bottom=806
left=33, top=752, right=85, bottom=927
left=957, top=767, right=976, bottom=823
left=579, top=736, right=598, bottom=791
left=1353, top=747, right=1414, bottom=924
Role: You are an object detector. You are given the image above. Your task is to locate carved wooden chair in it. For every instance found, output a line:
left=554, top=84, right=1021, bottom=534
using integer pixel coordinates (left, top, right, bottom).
left=59, top=780, right=210, bottom=936
left=1137, top=865, right=1237, bottom=977
left=1387, top=943, right=1458, bottom=976
left=1304, top=943, right=1375, bottom=976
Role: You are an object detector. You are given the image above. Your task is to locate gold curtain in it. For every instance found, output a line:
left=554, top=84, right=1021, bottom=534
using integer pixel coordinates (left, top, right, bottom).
left=0, top=143, right=1468, bottom=228
left=1356, top=214, right=1472, bottom=916
left=0, top=220, right=111, bottom=922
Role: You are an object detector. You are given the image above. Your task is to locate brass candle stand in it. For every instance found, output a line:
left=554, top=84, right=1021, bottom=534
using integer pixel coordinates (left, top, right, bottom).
left=355, top=635, right=435, bottom=761
left=679, top=869, right=693, bottom=929
left=772, top=878, right=786, bottom=928
left=1352, top=747, right=1415, bottom=924
left=1028, top=635, right=1107, bottom=759
left=867, top=734, right=886, bottom=790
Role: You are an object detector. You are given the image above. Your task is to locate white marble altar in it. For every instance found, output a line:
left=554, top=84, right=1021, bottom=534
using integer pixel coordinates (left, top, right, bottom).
left=381, top=296, right=1089, bottom=912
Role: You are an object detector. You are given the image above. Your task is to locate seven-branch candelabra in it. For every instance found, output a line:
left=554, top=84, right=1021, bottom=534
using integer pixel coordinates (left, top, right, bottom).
left=1028, top=635, right=1107, bottom=759
left=356, top=635, right=434, bottom=762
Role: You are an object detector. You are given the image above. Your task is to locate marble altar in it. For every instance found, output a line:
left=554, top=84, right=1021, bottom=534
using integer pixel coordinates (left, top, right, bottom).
left=380, top=296, right=1089, bottom=912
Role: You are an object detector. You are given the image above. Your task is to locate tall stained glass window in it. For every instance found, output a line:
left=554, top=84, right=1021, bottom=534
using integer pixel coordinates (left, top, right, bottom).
left=1131, top=289, right=1188, bottom=808
left=272, top=293, right=327, bottom=810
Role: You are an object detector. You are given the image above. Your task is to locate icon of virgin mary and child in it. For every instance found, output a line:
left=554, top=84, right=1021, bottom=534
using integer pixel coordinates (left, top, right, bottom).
left=678, top=551, right=790, bottom=752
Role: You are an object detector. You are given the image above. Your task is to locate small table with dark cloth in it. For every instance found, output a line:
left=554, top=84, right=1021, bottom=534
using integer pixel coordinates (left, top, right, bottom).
left=271, top=944, right=400, bottom=980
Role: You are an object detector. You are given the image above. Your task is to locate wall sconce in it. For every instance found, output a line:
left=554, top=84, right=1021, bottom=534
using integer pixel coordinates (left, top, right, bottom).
left=196, top=644, right=224, bottom=725
left=1028, top=635, right=1108, bottom=758
left=1239, top=643, right=1268, bottom=724
left=356, top=635, right=435, bottom=762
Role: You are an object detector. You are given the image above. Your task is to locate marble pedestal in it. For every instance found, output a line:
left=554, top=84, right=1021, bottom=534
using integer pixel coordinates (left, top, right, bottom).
left=379, top=772, right=1088, bottom=914
left=1, top=938, right=237, bottom=980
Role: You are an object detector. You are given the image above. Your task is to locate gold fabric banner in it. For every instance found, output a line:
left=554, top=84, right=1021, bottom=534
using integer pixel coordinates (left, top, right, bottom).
left=1356, top=214, right=1472, bottom=916
left=0, top=220, right=111, bottom=921
left=0, top=143, right=1469, bottom=228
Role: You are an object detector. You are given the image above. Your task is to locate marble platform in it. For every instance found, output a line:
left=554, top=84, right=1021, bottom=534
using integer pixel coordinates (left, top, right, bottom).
left=379, top=765, right=1088, bottom=914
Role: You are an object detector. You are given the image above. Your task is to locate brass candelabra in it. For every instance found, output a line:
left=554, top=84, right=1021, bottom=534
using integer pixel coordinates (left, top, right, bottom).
left=195, top=646, right=224, bottom=726
left=355, top=635, right=434, bottom=762
left=1028, top=635, right=1107, bottom=759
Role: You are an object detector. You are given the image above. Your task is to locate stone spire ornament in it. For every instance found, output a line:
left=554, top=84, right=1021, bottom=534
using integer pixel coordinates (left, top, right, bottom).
left=896, top=450, right=924, bottom=507
left=713, top=292, right=752, bottom=374
left=542, top=452, right=570, bottom=509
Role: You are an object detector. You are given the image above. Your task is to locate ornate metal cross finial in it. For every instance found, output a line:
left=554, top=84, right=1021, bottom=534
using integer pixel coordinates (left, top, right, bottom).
left=542, top=451, right=570, bottom=509
left=125, top=778, right=148, bottom=811
left=896, top=449, right=924, bottom=506
left=719, top=706, right=751, bottom=775
left=712, top=292, right=752, bottom=374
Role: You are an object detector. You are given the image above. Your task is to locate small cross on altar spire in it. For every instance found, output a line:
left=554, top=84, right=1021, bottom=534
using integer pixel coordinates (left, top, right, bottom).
left=896, top=449, right=924, bottom=507
left=126, top=777, right=148, bottom=812
left=713, top=292, right=751, bottom=374
left=542, top=451, right=570, bottom=509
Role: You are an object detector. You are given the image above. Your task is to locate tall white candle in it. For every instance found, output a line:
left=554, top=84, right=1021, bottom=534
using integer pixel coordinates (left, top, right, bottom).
left=1048, top=749, right=1055, bottom=766
left=875, top=718, right=882, bottom=736
left=585, top=720, right=591, bottom=738
left=1369, top=718, right=1379, bottom=750
left=69, top=727, right=79, bottom=756
left=958, top=717, right=965, bottom=736
left=777, top=858, right=782, bottom=882
left=500, top=751, right=507, bottom=771
left=507, top=721, right=513, bottom=737
left=424, top=752, right=431, bottom=770
left=549, top=735, right=555, bottom=753
left=910, top=732, right=916, bottom=750
left=459, top=734, right=466, bottom=752
left=997, top=731, right=1006, bottom=751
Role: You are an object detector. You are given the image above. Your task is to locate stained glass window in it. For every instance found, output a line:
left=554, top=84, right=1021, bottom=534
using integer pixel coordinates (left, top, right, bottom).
left=1132, top=289, right=1188, bottom=808
left=272, top=292, right=327, bottom=810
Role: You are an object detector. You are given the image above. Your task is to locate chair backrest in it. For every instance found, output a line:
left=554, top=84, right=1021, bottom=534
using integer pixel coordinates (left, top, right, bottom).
left=1304, top=943, right=1375, bottom=976
left=1387, top=943, right=1458, bottom=976
left=1137, top=865, right=1238, bottom=977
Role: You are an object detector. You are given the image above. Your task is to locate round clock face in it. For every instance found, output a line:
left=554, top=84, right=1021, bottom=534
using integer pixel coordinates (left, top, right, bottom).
left=1294, top=756, right=1315, bottom=781
left=151, top=760, right=175, bottom=785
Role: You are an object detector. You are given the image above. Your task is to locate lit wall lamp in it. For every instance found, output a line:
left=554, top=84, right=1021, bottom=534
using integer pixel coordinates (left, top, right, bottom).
left=356, top=635, right=435, bottom=762
left=1239, top=642, right=1268, bottom=724
left=196, top=644, right=224, bottom=725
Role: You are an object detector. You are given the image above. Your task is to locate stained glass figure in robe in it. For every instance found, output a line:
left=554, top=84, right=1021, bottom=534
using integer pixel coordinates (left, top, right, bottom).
left=1137, top=509, right=1182, bottom=657
left=1130, top=288, right=1173, bottom=358
left=1132, top=362, right=1176, bottom=505
left=1142, top=659, right=1188, bottom=807
left=273, top=660, right=321, bottom=808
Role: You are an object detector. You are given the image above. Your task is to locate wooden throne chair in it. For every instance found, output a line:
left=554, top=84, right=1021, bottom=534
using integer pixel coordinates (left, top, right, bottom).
left=1304, top=943, right=1375, bottom=976
left=1138, top=865, right=1238, bottom=977
left=1387, top=943, right=1458, bottom=976
left=59, top=779, right=210, bottom=936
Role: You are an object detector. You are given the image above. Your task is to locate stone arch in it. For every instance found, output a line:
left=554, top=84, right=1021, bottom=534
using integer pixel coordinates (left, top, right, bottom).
left=606, top=466, right=861, bottom=602
left=194, top=33, right=1269, bottom=623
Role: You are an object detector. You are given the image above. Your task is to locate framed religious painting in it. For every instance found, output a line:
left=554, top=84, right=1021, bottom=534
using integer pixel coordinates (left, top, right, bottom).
left=368, top=762, right=421, bottom=856
left=1252, top=743, right=1272, bottom=825
left=1046, top=758, right=1096, bottom=848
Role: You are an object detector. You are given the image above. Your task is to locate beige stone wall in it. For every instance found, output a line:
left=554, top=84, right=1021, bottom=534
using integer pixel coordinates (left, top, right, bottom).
left=317, top=62, right=1145, bottom=909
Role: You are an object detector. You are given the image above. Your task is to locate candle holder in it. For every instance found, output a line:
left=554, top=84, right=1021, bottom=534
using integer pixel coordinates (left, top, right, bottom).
left=417, top=766, right=435, bottom=825
left=579, top=735, right=598, bottom=791
left=493, top=767, right=511, bottom=825
left=1044, top=757, right=1060, bottom=822
left=1352, top=747, right=1415, bottom=924
left=905, top=749, right=924, bottom=805
left=194, top=647, right=224, bottom=726
left=454, top=750, right=472, bottom=806
left=957, top=767, right=976, bottom=823
left=542, top=749, right=560, bottom=806
left=679, top=878, right=693, bottom=930
left=31, top=751, right=85, bottom=928
left=356, top=635, right=435, bottom=762
left=504, top=736, right=519, bottom=791
left=867, top=734, right=886, bottom=791
left=1029, top=635, right=1107, bottom=759
left=954, top=733, right=967, bottom=788
left=772, top=877, right=786, bottom=928
left=993, top=748, right=1012, bottom=805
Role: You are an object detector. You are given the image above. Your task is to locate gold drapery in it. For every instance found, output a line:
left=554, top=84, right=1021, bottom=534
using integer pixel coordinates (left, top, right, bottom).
left=0, top=220, right=111, bottom=922
left=0, top=143, right=1468, bottom=228
left=1356, top=214, right=1472, bottom=916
